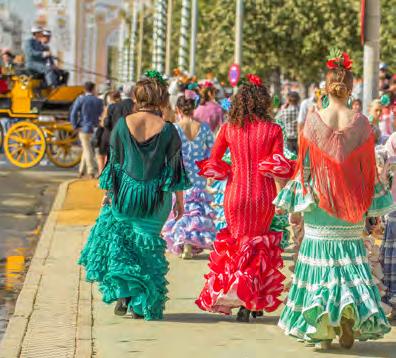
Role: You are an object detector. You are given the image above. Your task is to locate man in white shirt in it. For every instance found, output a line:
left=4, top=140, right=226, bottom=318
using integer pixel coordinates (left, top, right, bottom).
left=297, top=84, right=321, bottom=132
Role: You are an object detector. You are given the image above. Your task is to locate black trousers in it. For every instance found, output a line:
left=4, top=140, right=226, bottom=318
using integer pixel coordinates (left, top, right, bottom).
left=287, top=138, right=298, bottom=154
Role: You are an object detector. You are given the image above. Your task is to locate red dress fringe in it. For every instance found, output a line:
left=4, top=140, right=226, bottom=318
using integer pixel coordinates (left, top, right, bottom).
left=296, top=129, right=376, bottom=223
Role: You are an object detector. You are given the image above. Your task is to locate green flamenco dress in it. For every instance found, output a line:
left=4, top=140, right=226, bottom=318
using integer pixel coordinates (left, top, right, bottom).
left=78, top=118, right=191, bottom=320
left=275, top=112, right=395, bottom=342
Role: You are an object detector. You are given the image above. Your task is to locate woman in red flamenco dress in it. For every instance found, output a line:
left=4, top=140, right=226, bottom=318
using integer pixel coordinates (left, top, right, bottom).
left=195, top=75, right=295, bottom=321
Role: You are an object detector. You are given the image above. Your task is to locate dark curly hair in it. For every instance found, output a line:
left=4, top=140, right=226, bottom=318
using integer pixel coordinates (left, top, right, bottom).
left=133, top=78, right=169, bottom=111
left=176, top=95, right=195, bottom=116
left=229, top=83, right=273, bottom=127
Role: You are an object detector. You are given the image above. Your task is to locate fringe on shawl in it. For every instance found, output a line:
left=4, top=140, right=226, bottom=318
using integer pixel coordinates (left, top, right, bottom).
left=295, top=133, right=376, bottom=223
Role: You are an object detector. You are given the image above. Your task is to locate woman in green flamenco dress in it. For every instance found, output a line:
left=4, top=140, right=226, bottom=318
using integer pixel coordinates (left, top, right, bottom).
left=275, top=52, right=395, bottom=349
left=79, top=74, right=191, bottom=320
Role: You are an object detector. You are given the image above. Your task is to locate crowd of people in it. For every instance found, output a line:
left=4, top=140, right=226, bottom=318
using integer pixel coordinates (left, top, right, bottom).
left=76, top=50, right=396, bottom=351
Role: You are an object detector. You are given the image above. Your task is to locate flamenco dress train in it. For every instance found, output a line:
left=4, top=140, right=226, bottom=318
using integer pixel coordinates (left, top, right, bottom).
left=78, top=119, right=191, bottom=320
left=195, top=121, right=294, bottom=314
left=275, top=112, right=395, bottom=342
left=163, top=123, right=216, bottom=255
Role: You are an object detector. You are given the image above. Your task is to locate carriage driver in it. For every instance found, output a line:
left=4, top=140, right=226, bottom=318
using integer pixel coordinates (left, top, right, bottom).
left=40, top=29, right=69, bottom=85
left=23, top=26, right=59, bottom=87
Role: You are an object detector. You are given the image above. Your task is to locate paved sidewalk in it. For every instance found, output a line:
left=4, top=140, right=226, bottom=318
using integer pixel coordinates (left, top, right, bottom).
left=0, top=180, right=395, bottom=358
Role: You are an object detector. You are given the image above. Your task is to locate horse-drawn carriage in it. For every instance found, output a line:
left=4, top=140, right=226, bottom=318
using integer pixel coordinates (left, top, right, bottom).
left=0, top=72, right=84, bottom=168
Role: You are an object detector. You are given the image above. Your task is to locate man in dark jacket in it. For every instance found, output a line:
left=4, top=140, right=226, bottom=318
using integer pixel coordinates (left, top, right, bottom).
left=105, top=82, right=134, bottom=131
left=70, top=81, right=103, bottom=178
left=24, top=27, right=58, bottom=87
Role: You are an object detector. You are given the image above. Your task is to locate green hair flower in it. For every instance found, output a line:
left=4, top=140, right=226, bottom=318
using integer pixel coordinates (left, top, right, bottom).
left=144, top=70, right=166, bottom=85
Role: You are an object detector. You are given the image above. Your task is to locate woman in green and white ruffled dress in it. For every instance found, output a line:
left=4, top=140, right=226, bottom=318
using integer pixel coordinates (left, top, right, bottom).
left=275, top=52, right=395, bottom=349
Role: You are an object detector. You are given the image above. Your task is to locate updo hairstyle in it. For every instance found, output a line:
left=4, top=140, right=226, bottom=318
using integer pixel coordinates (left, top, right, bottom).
left=325, top=68, right=353, bottom=100
left=133, top=78, right=169, bottom=111
left=176, top=95, right=195, bottom=116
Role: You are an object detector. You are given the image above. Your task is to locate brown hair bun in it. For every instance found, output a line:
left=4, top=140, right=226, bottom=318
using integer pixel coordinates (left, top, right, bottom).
left=176, top=95, right=195, bottom=116
left=325, top=68, right=353, bottom=99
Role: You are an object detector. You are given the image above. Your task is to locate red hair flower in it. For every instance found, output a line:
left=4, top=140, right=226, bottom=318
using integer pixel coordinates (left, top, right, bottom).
left=326, top=49, right=353, bottom=70
left=342, top=52, right=352, bottom=70
left=246, top=73, right=263, bottom=86
left=326, top=58, right=339, bottom=70
left=203, top=81, right=214, bottom=88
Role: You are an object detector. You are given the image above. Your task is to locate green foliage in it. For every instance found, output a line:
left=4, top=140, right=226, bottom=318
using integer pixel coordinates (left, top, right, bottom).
left=380, top=0, right=396, bottom=71
left=137, top=0, right=396, bottom=84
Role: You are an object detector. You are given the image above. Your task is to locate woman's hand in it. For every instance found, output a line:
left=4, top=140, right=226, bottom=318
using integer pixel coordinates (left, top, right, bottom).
left=174, top=191, right=184, bottom=221
left=173, top=200, right=184, bottom=221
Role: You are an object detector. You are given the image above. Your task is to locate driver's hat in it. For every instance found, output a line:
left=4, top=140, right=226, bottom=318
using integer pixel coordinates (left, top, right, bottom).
left=31, top=26, right=44, bottom=34
left=43, top=29, right=52, bottom=37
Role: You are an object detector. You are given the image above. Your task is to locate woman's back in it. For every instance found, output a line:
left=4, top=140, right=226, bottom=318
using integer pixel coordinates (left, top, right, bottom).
left=210, top=120, right=285, bottom=236
left=318, top=106, right=356, bottom=132
left=175, top=121, right=213, bottom=188
left=300, top=110, right=375, bottom=223
left=221, top=120, right=283, bottom=184
left=125, top=112, right=165, bottom=143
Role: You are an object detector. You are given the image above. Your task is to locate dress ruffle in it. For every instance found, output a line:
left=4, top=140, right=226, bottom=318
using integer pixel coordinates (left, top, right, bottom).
left=279, top=235, right=391, bottom=342
left=196, top=158, right=231, bottom=180
left=163, top=187, right=216, bottom=255
left=270, top=214, right=290, bottom=249
left=258, top=153, right=295, bottom=179
left=99, top=162, right=191, bottom=218
left=273, top=179, right=316, bottom=213
left=195, top=228, right=285, bottom=314
left=367, top=183, right=396, bottom=217
left=208, top=179, right=227, bottom=231
left=79, top=206, right=169, bottom=320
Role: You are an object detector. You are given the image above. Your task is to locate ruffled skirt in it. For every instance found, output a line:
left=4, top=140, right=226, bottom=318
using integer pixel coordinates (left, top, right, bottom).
left=78, top=202, right=171, bottom=320
left=278, top=218, right=391, bottom=342
left=163, top=187, right=216, bottom=255
left=195, top=228, right=285, bottom=314
left=208, top=179, right=227, bottom=231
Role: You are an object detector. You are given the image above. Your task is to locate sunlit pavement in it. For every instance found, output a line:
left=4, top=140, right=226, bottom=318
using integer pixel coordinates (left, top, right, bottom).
left=0, top=158, right=74, bottom=340
left=0, top=179, right=395, bottom=358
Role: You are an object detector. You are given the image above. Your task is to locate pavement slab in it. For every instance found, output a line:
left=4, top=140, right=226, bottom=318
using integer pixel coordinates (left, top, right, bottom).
left=0, top=179, right=395, bottom=358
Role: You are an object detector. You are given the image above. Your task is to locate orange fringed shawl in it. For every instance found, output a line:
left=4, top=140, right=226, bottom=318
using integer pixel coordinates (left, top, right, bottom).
left=296, top=112, right=376, bottom=223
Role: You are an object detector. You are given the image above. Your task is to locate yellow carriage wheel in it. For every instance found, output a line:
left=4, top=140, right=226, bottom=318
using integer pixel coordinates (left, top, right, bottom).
left=46, top=125, right=82, bottom=168
left=0, top=122, right=4, bottom=149
left=4, top=121, right=46, bottom=168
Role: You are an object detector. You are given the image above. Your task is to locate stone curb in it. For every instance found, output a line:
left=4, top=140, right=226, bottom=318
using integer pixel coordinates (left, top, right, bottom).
left=0, top=180, right=76, bottom=358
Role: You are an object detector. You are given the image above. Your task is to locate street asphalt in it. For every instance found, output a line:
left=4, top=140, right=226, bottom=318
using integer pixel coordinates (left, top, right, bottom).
left=0, top=155, right=75, bottom=340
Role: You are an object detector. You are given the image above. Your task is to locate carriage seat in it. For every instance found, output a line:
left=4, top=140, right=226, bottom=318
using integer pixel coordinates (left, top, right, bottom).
left=17, top=68, right=45, bottom=80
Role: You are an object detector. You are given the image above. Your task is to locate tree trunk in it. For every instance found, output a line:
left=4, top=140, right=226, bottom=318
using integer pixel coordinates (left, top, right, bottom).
left=272, top=67, right=281, bottom=97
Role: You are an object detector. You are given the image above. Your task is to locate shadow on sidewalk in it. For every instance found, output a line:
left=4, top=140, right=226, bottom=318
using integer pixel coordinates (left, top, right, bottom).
left=313, top=341, right=396, bottom=358
left=162, top=312, right=280, bottom=325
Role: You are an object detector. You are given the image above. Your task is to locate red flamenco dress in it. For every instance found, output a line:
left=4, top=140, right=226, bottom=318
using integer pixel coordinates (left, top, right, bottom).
left=195, top=120, right=294, bottom=314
